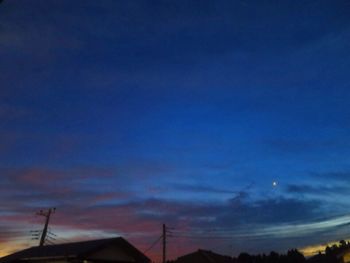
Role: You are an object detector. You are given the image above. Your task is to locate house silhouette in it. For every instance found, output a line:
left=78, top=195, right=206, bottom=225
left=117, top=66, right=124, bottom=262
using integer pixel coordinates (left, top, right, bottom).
left=0, top=237, right=150, bottom=263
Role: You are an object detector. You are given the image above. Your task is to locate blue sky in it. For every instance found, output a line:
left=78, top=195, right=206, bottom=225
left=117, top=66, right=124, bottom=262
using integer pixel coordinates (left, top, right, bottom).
left=1, top=0, right=350, bottom=260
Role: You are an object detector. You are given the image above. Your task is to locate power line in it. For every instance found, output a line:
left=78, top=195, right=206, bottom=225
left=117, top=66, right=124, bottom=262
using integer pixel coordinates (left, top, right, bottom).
left=143, top=235, right=162, bottom=254
left=46, top=235, right=56, bottom=241
left=47, top=228, right=69, bottom=242
left=52, top=232, right=71, bottom=243
left=171, top=235, right=235, bottom=240
left=55, top=236, right=71, bottom=243
left=45, top=239, right=56, bottom=245
left=168, top=227, right=267, bottom=236
left=0, top=229, right=31, bottom=241
left=47, top=231, right=57, bottom=237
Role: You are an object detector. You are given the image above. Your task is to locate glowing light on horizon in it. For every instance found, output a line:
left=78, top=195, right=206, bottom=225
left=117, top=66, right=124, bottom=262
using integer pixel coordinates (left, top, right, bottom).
left=300, top=239, right=350, bottom=257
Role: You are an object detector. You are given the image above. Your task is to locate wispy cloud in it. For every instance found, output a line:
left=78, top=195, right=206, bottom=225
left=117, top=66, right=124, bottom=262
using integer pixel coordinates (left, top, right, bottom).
left=286, top=184, right=350, bottom=196
left=311, top=171, right=350, bottom=182
left=171, top=183, right=237, bottom=194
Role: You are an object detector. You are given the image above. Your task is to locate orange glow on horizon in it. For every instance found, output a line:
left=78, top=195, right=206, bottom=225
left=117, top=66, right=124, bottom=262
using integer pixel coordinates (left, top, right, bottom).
left=0, top=240, right=33, bottom=258
left=300, top=239, right=350, bottom=257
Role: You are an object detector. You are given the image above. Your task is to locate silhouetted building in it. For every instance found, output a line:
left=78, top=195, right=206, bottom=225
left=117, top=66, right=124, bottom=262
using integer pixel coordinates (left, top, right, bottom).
left=173, top=249, right=236, bottom=263
left=0, top=237, right=150, bottom=263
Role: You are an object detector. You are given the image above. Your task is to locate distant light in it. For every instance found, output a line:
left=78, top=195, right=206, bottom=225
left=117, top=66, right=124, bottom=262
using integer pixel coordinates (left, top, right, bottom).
left=272, top=181, right=278, bottom=187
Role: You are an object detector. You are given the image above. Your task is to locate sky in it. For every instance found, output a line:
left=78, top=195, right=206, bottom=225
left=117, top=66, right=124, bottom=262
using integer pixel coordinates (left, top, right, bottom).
left=1, top=0, right=350, bottom=261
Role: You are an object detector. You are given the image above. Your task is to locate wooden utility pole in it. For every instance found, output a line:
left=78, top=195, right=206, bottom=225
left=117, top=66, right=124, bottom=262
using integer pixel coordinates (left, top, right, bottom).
left=37, top=208, right=56, bottom=246
left=162, top=224, right=166, bottom=263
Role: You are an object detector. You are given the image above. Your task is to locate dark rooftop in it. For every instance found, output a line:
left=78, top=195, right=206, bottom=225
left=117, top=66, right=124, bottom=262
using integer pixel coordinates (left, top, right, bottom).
left=175, top=249, right=236, bottom=263
left=0, top=237, right=149, bottom=263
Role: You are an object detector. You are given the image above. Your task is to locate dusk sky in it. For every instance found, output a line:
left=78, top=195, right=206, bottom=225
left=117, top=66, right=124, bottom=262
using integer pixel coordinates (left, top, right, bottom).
left=1, top=0, right=350, bottom=261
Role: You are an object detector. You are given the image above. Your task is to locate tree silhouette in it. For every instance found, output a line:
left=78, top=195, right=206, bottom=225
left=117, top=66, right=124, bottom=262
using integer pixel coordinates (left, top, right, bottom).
left=308, top=240, right=350, bottom=263
left=236, top=249, right=305, bottom=263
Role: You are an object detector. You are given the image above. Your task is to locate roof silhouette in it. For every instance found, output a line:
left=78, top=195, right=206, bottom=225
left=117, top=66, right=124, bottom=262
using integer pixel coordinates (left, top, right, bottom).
left=0, top=237, right=150, bottom=263
left=175, top=249, right=236, bottom=263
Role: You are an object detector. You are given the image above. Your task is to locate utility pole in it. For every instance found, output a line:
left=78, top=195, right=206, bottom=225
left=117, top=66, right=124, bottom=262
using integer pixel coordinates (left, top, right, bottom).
left=36, top=208, right=56, bottom=246
left=162, top=224, right=166, bottom=263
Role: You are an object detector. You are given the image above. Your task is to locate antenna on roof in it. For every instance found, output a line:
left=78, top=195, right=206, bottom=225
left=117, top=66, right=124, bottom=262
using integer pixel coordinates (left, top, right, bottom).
left=36, top=208, right=56, bottom=246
